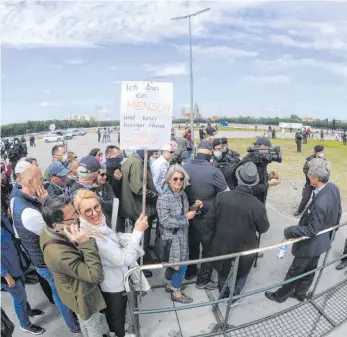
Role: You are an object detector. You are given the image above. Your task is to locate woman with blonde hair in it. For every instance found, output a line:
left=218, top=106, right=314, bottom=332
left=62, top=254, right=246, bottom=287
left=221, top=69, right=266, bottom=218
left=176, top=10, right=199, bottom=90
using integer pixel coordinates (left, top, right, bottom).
left=74, top=189, right=148, bottom=337
left=156, top=165, right=202, bottom=303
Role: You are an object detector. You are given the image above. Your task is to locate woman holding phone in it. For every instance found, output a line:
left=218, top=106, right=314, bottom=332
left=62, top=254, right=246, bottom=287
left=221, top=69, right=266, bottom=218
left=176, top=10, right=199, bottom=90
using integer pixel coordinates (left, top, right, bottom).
left=73, top=189, right=147, bottom=337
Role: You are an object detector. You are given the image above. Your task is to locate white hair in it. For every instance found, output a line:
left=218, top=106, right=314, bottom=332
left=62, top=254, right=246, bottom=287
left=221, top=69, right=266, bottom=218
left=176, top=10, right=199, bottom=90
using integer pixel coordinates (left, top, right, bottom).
left=308, top=158, right=331, bottom=183
left=165, top=164, right=190, bottom=190
left=77, top=166, right=94, bottom=181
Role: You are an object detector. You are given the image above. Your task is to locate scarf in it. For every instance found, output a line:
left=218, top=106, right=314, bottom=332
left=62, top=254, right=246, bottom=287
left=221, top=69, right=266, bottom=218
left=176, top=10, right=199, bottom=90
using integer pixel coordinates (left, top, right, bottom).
left=78, top=214, right=109, bottom=241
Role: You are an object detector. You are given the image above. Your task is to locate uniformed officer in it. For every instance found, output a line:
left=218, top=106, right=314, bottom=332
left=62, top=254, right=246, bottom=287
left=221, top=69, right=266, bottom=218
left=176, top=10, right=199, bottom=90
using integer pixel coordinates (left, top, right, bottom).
left=295, top=130, right=303, bottom=152
left=302, top=130, right=308, bottom=144
left=294, top=145, right=325, bottom=216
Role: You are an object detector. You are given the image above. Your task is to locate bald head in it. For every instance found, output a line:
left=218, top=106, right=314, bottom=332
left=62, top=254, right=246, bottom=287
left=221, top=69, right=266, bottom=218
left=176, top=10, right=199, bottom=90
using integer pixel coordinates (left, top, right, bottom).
left=21, top=165, right=44, bottom=196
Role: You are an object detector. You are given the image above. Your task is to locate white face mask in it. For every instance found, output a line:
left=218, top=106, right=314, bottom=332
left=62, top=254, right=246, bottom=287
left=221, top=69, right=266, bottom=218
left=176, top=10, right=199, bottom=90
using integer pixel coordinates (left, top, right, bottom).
left=213, top=151, right=223, bottom=160
left=62, top=154, right=68, bottom=162
left=318, top=153, right=324, bottom=158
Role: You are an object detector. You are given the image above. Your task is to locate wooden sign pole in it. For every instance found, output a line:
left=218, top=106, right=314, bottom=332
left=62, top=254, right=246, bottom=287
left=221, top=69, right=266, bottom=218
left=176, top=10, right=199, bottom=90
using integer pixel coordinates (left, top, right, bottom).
left=140, top=150, right=148, bottom=266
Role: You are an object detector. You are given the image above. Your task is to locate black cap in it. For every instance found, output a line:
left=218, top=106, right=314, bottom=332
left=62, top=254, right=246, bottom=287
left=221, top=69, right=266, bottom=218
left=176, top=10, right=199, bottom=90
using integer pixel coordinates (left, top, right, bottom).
left=79, top=155, right=101, bottom=173
left=255, top=137, right=272, bottom=147
left=212, top=138, right=222, bottom=149
left=314, top=145, right=324, bottom=153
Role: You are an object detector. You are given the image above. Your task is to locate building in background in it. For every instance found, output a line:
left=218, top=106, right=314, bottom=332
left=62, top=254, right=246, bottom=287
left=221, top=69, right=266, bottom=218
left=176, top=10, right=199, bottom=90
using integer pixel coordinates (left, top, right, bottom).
left=65, top=114, right=96, bottom=121
left=181, top=103, right=201, bottom=120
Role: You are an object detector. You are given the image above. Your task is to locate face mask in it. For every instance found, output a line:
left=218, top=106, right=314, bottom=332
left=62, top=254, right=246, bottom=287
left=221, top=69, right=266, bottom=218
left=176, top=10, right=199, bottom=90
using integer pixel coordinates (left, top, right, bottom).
left=318, top=153, right=324, bottom=158
left=106, top=157, right=121, bottom=166
left=62, top=154, right=68, bottom=162
left=213, top=151, right=223, bottom=160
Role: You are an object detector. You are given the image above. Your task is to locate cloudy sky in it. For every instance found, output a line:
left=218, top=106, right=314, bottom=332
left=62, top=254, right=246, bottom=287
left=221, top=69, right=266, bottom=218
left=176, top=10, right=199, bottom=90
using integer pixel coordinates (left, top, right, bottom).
left=1, top=0, right=347, bottom=124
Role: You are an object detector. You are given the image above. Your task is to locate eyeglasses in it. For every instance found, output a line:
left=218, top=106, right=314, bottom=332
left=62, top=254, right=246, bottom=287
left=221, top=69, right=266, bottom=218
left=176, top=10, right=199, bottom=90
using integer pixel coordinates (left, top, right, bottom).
left=172, top=177, right=184, bottom=182
left=99, top=173, right=106, bottom=177
left=84, top=204, right=102, bottom=217
left=169, top=151, right=175, bottom=154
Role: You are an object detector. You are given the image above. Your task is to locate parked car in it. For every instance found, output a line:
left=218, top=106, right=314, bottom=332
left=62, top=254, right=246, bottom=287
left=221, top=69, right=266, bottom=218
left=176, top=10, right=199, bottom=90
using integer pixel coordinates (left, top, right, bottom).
left=43, top=133, right=62, bottom=143
left=69, top=129, right=86, bottom=136
left=54, top=131, right=73, bottom=140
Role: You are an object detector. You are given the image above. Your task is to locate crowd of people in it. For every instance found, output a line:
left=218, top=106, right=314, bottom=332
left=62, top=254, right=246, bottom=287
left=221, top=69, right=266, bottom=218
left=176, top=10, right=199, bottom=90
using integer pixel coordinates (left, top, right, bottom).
left=1, top=127, right=346, bottom=337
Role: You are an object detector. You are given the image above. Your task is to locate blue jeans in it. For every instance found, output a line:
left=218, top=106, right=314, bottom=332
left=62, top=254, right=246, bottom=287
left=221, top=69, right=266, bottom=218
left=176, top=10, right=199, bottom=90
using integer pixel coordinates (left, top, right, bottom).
left=171, top=266, right=187, bottom=291
left=2, top=278, right=30, bottom=328
left=35, top=266, right=79, bottom=331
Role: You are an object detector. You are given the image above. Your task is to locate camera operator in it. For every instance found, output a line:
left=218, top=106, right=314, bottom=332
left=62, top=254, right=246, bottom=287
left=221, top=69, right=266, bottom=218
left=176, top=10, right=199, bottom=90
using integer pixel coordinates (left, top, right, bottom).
left=242, top=137, right=281, bottom=204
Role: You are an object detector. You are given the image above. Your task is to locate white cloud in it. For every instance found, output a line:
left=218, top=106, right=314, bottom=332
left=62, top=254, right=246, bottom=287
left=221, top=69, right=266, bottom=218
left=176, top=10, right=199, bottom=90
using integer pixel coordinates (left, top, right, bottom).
left=242, top=75, right=292, bottom=84
left=40, top=101, right=50, bottom=108
left=110, top=65, right=122, bottom=71
left=255, top=56, right=347, bottom=79
left=143, top=63, right=187, bottom=77
left=44, top=89, right=50, bottom=94
left=64, top=59, right=86, bottom=65
left=177, top=45, right=258, bottom=59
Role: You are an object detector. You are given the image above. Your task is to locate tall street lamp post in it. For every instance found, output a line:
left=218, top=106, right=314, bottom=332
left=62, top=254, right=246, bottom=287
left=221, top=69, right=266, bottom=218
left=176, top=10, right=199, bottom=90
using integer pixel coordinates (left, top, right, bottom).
left=171, top=8, right=210, bottom=142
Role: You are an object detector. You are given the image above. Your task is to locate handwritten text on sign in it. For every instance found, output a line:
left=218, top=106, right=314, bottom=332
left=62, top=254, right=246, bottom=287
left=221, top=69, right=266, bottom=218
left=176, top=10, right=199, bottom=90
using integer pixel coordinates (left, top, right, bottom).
left=120, top=81, right=173, bottom=150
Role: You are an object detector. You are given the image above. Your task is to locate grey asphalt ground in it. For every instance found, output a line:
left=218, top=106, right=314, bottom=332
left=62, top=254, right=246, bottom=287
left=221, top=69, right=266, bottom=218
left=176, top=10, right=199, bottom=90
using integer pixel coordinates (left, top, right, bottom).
left=2, top=131, right=346, bottom=337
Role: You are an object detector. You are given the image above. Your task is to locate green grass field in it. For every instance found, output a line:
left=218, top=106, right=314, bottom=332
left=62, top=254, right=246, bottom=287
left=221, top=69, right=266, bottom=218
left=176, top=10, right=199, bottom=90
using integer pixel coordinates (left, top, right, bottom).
left=216, top=138, right=347, bottom=200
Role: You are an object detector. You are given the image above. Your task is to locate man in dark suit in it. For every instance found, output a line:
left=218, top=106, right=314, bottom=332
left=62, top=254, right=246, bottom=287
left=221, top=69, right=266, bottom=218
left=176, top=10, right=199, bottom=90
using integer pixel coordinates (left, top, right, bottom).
left=265, top=158, right=342, bottom=303
left=205, top=162, right=270, bottom=303
left=294, top=145, right=325, bottom=216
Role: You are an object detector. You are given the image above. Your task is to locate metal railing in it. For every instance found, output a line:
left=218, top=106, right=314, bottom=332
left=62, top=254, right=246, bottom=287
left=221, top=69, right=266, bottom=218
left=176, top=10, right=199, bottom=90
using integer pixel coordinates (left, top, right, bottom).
left=124, top=222, right=347, bottom=337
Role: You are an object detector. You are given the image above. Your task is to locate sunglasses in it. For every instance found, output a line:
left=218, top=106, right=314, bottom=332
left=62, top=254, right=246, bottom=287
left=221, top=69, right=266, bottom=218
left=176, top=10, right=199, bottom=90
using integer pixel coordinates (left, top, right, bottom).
left=99, top=173, right=106, bottom=177
left=84, top=204, right=102, bottom=217
left=172, top=177, right=184, bottom=182
left=169, top=151, right=175, bottom=154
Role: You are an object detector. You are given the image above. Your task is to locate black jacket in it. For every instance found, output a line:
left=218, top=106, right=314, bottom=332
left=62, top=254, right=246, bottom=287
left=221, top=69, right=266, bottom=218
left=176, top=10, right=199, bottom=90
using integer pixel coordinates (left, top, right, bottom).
left=295, top=132, right=303, bottom=143
left=47, top=182, right=69, bottom=198
left=206, top=187, right=270, bottom=277
left=96, top=183, right=115, bottom=227
left=106, top=165, right=122, bottom=199
left=284, top=182, right=342, bottom=257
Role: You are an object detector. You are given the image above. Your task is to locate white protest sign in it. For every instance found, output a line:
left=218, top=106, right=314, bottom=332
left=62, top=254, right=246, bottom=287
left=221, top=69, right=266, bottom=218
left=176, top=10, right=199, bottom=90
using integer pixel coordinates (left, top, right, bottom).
left=120, top=81, right=173, bottom=150
left=49, top=124, right=56, bottom=131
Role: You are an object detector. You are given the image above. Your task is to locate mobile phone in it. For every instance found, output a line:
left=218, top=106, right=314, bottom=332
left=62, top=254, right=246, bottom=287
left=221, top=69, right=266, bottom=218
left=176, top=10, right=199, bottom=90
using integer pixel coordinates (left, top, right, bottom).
left=54, top=223, right=65, bottom=233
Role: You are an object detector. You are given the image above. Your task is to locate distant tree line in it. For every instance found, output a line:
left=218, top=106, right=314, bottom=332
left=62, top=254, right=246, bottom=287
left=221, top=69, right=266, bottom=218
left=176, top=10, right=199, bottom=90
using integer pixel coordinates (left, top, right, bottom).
left=174, top=115, right=347, bottom=130
left=1, top=120, right=120, bottom=137
left=2, top=115, right=346, bottom=138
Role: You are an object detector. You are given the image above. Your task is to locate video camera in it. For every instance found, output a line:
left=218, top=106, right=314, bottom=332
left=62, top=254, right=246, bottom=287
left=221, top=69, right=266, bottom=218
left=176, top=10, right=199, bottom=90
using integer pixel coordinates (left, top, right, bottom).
left=247, top=146, right=282, bottom=164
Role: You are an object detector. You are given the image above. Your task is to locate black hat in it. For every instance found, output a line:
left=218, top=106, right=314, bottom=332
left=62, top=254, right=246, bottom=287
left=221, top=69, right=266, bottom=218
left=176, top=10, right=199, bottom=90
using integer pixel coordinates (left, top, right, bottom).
left=220, top=137, right=228, bottom=145
left=79, top=155, right=101, bottom=173
left=255, top=137, right=272, bottom=147
left=235, top=162, right=260, bottom=187
left=314, top=145, right=324, bottom=153
left=198, top=140, right=212, bottom=151
left=212, top=138, right=222, bottom=149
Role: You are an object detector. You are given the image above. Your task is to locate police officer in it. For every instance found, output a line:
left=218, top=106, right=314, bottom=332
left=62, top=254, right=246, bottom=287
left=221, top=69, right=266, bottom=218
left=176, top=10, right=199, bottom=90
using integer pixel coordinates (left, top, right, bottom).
left=220, top=138, right=241, bottom=164
left=342, top=132, right=347, bottom=145
left=295, top=130, right=303, bottom=152
left=211, top=139, right=235, bottom=189
left=294, top=145, right=325, bottom=216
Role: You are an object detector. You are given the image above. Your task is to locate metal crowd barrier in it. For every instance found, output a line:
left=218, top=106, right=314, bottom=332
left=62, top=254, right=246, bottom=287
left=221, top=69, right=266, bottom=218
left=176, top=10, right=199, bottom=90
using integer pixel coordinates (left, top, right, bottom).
left=124, top=222, right=347, bottom=337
